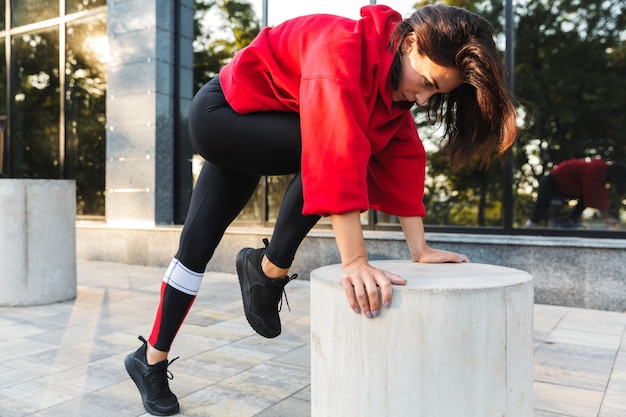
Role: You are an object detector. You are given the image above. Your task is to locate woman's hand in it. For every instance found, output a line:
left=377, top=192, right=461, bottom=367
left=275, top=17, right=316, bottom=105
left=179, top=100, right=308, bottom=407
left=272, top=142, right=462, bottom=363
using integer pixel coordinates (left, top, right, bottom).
left=416, top=246, right=470, bottom=264
left=331, top=211, right=410, bottom=318
left=339, top=260, right=407, bottom=318
left=400, top=216, right=470, bottom=263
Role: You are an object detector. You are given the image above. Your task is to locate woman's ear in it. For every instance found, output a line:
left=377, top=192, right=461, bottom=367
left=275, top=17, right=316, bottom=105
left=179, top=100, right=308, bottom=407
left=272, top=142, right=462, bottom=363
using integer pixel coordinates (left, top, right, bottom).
left=402, top=32, right=418, bottom=54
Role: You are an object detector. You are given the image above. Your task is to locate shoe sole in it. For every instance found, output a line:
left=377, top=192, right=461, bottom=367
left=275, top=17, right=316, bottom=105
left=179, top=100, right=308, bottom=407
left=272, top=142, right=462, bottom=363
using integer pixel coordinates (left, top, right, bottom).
left=124, top=353, right=179, bottom=416
left=236, top=248, right=280, bottom=338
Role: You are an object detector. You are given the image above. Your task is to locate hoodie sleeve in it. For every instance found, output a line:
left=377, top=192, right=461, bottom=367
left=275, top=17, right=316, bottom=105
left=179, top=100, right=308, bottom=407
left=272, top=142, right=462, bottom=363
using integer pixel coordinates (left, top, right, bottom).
left=300, top=76, right=372, bottom=216
left=367, top=114, right=427, bottom=217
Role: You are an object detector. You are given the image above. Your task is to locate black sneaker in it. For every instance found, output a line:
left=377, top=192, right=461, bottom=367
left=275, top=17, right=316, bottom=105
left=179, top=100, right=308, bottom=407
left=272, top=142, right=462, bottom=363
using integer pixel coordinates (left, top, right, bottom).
left=124, top=336, right=180, bottom=416
left=236, top=239, right=296, bottom=338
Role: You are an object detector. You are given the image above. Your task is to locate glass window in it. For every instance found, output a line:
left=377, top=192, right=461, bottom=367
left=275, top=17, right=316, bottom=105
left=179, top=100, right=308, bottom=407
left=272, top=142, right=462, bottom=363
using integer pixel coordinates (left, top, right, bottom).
left=238, top=181, right=264, bottom=222
left=66, top=0, right=106, bottom=15
left=211, top=0, right=626, bottom=238
left=65, top=15, right=107, bottom=215
left=405, top=112, right=506, bottom=229
left=0, top=38, right=5, bottom=175
left=11, top=0, right=59, bottom=27
left=0, top=38, right=6, bottom=116
left=512, top=0, right=626, bottom=232
left=11, top=28, right=60, bottom=179
left=267, top=175, right=293, bottom=221
left=263, top=0, right=417, bottom=26
left=1, top=0, right=5, bottom=31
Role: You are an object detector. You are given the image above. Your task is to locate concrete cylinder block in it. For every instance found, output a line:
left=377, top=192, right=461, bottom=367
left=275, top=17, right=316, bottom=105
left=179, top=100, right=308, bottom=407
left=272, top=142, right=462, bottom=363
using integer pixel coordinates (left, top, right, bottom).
left=310, top=261, right=533, bottom=417
left=0, top=179, right=77, bottom=306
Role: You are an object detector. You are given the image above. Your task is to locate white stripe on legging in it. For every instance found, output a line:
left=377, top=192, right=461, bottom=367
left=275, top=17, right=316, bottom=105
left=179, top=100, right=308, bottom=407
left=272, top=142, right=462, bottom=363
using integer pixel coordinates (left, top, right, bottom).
left=162, top=258, right=203, bottom=295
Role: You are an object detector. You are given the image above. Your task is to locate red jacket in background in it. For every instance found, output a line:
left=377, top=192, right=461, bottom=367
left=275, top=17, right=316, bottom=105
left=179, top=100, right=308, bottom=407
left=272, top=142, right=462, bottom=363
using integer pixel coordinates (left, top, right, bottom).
left=219, top=5, right=427, bottom=217
left=552, top=159, right=609, bottom=210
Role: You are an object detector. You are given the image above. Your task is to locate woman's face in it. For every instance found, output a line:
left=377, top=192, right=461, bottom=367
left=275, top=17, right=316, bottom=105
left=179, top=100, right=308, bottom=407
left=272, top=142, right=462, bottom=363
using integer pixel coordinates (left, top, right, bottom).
left=392, top=33, right=462, bottom=105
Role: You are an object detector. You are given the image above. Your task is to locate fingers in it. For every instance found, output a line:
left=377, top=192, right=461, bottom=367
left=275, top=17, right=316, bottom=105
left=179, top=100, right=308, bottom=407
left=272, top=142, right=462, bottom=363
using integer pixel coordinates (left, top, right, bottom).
left=341, top=266, right=404, bottom=319
left=340, top=278, right=361, bottom=314
left=457, top=254, right=470, bottom=263
left=342, top=273, right=379, bottom=318
left=386, top=271, right=408, bottom=285
left=379, top=270, right=406, bottom=310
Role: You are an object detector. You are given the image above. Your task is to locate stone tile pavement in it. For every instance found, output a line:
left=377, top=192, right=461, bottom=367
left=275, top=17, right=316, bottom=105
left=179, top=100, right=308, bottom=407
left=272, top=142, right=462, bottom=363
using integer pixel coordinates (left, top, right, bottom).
left=0, top=260, right=624, bottom=417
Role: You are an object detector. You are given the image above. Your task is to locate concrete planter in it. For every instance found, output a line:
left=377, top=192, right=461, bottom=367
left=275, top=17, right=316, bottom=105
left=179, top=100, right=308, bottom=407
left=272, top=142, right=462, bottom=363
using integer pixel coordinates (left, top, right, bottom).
left=0, top=179, right=77, bottom=306
left=311, top=261, right=534, bottom=417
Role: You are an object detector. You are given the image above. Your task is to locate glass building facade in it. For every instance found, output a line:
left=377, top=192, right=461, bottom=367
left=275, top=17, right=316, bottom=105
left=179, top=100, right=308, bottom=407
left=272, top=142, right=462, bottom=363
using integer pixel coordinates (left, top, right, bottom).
left=1, top=0, right=624, bottom=239
left=1, top=0, right=107, bottom=216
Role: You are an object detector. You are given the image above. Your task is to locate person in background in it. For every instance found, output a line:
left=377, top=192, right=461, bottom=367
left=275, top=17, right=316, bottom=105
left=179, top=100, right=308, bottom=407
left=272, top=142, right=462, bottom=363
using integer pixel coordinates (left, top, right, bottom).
left=124, top=4, right=518, bottom=415
left=526, top=159, right=626, bottom=228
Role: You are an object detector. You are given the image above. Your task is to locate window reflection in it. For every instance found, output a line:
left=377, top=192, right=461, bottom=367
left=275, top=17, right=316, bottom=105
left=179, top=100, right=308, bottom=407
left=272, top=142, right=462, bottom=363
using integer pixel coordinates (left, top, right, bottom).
left=524, top=159, right=626, bottom=230
left=65, top=16, right=107, bottom=216
left=238, top=180, right=264, bottom=222
left=416, top=112, right=505, bottom=228
left=0, top=38, right=5, bottom=176
left=1, top=0, right=5, bottom=31
left=12, top=0, right=59, bottom=27
left=66, top=0, right=106, bottom=14
left=11, top=29, right=61, bottom=179
left=0, top=38, right=6, bottom=116
left=512, top=0, right=626, bottom=232
left=267, top=175, right=293, bottom=221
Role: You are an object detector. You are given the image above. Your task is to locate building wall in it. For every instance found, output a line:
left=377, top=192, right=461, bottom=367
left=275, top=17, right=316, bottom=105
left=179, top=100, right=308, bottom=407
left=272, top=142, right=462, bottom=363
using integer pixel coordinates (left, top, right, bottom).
left=106, top=0, right=194, bottom=226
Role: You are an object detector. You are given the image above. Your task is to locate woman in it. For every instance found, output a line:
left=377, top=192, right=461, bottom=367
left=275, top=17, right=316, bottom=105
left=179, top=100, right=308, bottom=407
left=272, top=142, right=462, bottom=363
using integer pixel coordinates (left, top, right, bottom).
left=125, top=4, right=517, bottom=415
left=526, top=159, right=626, bottom=228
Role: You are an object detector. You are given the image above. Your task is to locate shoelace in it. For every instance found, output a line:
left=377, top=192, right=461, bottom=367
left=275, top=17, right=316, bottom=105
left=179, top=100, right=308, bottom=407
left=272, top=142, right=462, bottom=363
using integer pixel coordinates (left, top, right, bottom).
left=261, top=238, right=296, bottom=312
left=277, top=274, right=297, bottom=312
left=261, top=273, right=297, bottom=313
left=146, top=357, right=179, bottom=398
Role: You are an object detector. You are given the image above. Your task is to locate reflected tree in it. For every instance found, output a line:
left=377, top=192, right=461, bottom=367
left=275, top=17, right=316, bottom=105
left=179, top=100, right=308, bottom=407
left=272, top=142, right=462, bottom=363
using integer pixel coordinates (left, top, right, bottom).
left=514, top=0, right=626, bottom=224
left=414, top=0, right=507, bottom=226
left=194, top=0, right=277, bottom=222
left=11, top=0, right=59, bottom=26
left=414, top=0, right=626, bottom=227
left=193, top=0, right=260, bottom=91
left=9, top=15, right=107, bottom=216
left=65, top=18, right=107, bottom=216
left=11, top=30, right=61, bottom=179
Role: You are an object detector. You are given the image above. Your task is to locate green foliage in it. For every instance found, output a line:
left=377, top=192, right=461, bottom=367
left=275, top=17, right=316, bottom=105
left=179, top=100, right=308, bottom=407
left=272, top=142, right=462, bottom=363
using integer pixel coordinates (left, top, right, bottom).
left=414, top=0, right=626, bottom=227
left=193, top=0, right=260, bottom=92
left=412, top=0, right=508, bottom=226
left=512, top=0, right=626, bottom=225
left=7, top=17, right=107, bottom=216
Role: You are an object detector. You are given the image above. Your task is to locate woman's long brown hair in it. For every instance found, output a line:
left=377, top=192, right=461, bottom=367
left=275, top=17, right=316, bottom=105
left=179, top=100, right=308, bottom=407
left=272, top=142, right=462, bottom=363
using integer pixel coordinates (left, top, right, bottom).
left=390, top=4, right=517, bottom=171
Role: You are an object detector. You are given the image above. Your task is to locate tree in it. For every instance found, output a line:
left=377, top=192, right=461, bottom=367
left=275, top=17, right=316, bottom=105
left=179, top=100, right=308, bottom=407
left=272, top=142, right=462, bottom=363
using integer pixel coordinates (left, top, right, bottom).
left=413, top=0, right=508, bottom=226
left=413, top=0, right=626, bottom=227
left=513, top=0, right=626, bottom=223
left=193, top=0, right=260, bottom=92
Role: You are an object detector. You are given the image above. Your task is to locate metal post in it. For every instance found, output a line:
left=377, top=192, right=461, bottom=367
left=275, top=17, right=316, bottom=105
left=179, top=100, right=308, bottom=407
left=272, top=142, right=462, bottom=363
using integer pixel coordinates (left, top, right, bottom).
left=0, top=118, right=4, bottom=174
left=505, top=0, right=515, bottom=94
left=262, top=0, right=268, bottom=27
left=503, top=0, right=515, bottom=231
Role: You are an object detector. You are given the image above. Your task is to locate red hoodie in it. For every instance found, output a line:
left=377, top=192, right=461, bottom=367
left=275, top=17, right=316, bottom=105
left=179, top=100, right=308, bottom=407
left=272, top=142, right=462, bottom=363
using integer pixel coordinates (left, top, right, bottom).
left=552, top=159, right=610, bottom=210
left=219, top=5, right=426, bottom=217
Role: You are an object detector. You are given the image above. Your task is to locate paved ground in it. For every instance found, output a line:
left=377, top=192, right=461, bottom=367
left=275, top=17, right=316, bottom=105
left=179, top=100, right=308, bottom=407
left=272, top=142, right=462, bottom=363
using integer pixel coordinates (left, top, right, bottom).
left=0, top=260, right=625, bottom=417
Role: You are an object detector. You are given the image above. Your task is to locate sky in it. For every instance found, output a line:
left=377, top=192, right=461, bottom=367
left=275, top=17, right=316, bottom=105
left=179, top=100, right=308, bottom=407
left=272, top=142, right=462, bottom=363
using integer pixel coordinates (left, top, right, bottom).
left=248, top=0, right=420, bottom=26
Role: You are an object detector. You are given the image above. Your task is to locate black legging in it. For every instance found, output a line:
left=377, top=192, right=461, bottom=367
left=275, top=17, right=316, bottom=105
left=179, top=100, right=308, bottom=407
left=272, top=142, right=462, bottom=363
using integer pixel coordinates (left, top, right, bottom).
left=176, top=77, right=321, bottom=272
left=529, top=174, right=584, bottom=224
